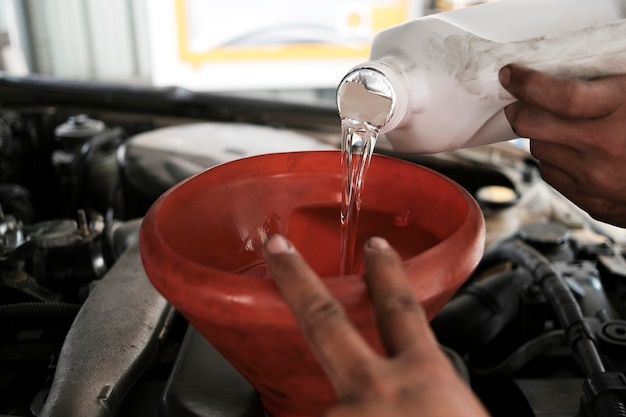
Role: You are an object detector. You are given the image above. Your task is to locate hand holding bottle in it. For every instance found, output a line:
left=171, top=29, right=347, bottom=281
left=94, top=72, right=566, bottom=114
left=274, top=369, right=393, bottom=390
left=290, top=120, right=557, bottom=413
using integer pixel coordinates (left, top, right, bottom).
left=500, top=64, right=626, bottom=228
left=262, top=234, right=490, bottom=417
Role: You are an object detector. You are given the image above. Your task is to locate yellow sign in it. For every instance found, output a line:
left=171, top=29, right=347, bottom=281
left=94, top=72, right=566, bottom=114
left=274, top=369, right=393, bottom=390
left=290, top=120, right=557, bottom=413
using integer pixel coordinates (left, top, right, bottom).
left=175, top=0, right=411, bottom=67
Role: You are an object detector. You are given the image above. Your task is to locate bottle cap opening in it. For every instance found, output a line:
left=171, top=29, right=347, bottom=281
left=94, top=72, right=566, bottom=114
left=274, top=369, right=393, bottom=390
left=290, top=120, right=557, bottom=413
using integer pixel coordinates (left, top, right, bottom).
left=336, top=61, right=409, bottom=133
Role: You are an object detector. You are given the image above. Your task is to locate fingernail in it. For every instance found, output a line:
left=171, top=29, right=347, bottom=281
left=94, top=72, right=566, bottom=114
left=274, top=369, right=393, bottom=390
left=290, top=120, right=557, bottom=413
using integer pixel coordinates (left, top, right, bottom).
left=265, top=234, right=292, bottom=254
left=499, top=66, right=511, bottom=88
left=366, top=236, right=390, bottom=250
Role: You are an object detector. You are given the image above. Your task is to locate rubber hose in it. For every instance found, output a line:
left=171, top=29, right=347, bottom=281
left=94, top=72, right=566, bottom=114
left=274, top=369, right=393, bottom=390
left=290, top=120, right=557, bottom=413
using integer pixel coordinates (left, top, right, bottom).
left=470, top=329, right=566, bottom=379
left=476, top=239, right=604, bottom=376
left=477, top=239, right=626, bottom=417
left=431, top=269, right=533, bottom=354
left=0, top=302, right=81, bottom=319
left=595, top=392, right=626, bottom=417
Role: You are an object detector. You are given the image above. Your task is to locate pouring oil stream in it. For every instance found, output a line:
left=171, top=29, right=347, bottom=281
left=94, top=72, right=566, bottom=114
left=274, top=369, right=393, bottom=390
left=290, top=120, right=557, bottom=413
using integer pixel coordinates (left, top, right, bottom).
left=337, top=68, right=396, bottom=275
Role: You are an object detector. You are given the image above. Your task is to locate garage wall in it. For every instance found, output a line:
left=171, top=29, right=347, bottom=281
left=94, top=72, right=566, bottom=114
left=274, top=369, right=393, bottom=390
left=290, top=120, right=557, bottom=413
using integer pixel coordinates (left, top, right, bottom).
left=24, top=0, right=151, bottom=82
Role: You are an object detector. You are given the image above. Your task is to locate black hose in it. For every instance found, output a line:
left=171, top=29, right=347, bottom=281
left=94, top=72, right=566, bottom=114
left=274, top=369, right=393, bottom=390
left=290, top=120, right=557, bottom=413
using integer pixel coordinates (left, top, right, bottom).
left=470, top=329, right=566, bottom=379
left=0, top=302, right=81, bottom=319
left=595, top=393, right=626, bottom=417
left=478, top=239, right=582, bottom=330
left=431, top=269, right=533, bottom=354
left=476, top=239, right=604, bottom=375
left=477, top=239, right=626, bottom=417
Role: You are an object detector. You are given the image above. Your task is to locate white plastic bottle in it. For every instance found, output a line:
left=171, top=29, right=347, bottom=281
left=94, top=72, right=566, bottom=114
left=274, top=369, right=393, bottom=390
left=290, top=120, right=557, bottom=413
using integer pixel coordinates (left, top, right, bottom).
left=336, top=0, right=626, bottom=154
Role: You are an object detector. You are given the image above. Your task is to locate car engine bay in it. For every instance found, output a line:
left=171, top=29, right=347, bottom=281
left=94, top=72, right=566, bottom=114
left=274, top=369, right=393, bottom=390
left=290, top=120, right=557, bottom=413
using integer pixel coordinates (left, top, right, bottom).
left=2, top=73, right=626, bottom=417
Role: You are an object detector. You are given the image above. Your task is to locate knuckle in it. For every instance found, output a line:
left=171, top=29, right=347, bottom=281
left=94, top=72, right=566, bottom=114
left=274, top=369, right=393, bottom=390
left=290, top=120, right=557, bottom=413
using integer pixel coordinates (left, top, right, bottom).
left=528, top=140, right=546, bottom=159
left=588, top=137, right=608, bottom=154
left=557, top=82, right=593, bottom=118
left=585, top=168, right=606, bottom=186
left=377, top=293, right=423, bottom=316
left=579, top=157, right=613, bottom=186
left=507, top=106, right=540, bottom=139
left=346, top=364, right=395, bottom=398
left=302, top=296, right=346, bottom=329
left=562, top=96, right=586, bottom=119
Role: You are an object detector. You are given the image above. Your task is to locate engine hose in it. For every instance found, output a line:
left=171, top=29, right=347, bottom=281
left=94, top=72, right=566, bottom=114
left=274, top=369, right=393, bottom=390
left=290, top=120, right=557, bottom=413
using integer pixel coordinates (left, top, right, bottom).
left=595, top=393, right=626, bottom=417
left=478, top=239, right=581, bottom=327
left=476, top=239, right=604, bottom=375
left=477, top=239, right=626, bottom=417
left=0, top=301, right=81, bottom=319
left=470, top=329, right=566, bottom=379
left=431, top=269, right=533, bottom=354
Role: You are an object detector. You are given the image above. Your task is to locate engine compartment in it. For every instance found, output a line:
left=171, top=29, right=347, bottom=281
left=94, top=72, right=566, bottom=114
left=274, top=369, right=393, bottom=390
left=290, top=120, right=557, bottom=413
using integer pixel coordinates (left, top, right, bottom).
left=2, top=73, right=626, bottom=417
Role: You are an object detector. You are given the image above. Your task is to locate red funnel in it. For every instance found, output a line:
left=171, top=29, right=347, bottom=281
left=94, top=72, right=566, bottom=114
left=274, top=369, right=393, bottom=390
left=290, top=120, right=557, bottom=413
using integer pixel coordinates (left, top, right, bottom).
left=139, top=150, right=484, bottom=417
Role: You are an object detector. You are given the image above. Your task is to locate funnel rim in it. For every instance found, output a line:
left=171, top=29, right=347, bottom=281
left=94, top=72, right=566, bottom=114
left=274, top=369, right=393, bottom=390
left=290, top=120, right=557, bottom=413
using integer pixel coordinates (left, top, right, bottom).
left=139, top=150, right=485, bottom=320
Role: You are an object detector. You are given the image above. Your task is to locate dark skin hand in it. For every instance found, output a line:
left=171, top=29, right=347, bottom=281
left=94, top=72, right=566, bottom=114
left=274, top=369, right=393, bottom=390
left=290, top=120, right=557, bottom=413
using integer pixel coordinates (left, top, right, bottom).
left=262, top=234, right=490, bottom=417
left=499, top=64, right=626, bottom=228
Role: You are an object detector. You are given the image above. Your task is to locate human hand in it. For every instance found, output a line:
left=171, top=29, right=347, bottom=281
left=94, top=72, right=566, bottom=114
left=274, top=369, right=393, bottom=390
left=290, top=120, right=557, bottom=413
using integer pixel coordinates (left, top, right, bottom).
left=499, top=64, right=626, bottom=227
left=262, top=234, right=490, bottom=417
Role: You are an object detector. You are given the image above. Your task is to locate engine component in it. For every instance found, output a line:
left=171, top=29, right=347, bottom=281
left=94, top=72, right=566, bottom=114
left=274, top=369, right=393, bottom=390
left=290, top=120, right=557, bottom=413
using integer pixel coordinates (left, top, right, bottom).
left=432, top=269, right=534, bottom=354
left=477, top=238, right=626, bottom=417
left=52, top=115, right=124, bottom=216
left=37, top=242, right=176, bottom=417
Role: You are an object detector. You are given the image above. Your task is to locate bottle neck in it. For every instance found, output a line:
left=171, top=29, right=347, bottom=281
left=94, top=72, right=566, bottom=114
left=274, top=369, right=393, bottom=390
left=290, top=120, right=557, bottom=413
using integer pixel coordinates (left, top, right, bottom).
left=336, top=60, right=410, bottom=133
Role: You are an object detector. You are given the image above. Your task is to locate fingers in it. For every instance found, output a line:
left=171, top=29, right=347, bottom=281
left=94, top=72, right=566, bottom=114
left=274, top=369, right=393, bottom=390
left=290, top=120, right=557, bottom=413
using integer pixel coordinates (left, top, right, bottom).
left=500, top=64, right=623, bottom=147
left=265, top=234, right=448, bottom=399
left=532, top=158, right=577, bottom=196
left=363, top=237, right=437, bottom=358
left=504, top=101, right=589, bottom=145
left=529, top=145, right=626, bottom=227
left=499, top=64, right=622, bottom=120
left=529, top=141, right=581, bottom=176
left=536, top=163, right=625, bottom=226
left=263, top=234, right=378, bottom=391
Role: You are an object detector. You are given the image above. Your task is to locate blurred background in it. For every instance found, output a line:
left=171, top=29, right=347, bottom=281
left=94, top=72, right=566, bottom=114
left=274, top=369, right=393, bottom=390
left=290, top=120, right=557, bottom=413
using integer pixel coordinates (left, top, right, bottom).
left=0, top=0, right=497, bottom=104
